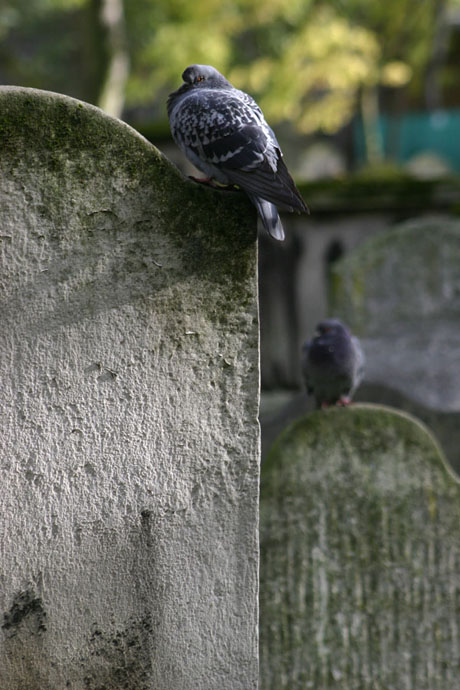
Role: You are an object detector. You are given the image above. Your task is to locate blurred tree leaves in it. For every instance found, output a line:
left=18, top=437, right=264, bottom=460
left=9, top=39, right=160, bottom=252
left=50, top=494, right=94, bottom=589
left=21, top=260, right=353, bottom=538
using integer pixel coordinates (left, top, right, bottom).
left=1, top=0, right=102, bottom=103
left=231, top=7, right=381, bottom=134
left=0, top=0, right=453, bottom=133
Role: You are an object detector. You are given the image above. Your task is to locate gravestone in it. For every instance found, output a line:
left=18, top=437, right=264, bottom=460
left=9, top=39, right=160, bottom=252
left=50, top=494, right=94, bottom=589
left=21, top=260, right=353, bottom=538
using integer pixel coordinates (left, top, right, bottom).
left=331, top=216, right=460, bottom=412
left=260, top=404, right=460, bottom=689
left=0, top=87, right=259, bottom=689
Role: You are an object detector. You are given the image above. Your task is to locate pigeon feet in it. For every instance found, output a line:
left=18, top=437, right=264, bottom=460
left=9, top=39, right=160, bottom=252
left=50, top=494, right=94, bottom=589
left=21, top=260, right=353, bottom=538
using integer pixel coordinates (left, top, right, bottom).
left=319, top=397, right=351, bottom=410
left=189, top=175, right=215, bottom=185
left=188, top=176, right=238, bottom=192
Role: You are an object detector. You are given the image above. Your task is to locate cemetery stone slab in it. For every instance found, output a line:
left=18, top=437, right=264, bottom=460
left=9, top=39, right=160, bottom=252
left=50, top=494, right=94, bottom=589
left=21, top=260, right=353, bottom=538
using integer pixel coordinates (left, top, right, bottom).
left=0, top=87, right=259, bottom=690
left=260, top=404, right=460, bottom=690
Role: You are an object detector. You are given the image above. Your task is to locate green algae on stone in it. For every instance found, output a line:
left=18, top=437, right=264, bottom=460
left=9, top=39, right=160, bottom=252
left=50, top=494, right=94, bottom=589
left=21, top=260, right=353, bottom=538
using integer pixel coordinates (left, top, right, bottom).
left=260, top=404, right=460, bottom=690
left=0, top=86, right=257, bottom=311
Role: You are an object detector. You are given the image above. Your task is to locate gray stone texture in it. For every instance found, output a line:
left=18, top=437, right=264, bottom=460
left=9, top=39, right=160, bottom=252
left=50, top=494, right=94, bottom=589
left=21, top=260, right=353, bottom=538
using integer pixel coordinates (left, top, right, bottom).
left=0, top=87, right=259, bottom=689
left=260, top=404, right=460, bottom=689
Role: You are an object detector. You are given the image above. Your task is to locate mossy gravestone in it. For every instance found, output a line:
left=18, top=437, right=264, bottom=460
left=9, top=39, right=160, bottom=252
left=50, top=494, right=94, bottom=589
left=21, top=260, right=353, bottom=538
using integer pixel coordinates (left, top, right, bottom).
left=260, top=404, right=460, bottom=689
left=0, top=87, right=259, bottom=690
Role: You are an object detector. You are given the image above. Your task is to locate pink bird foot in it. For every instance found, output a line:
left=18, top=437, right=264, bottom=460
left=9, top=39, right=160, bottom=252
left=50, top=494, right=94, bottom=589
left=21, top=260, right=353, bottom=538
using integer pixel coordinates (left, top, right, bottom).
left=188, top=176, right=238, bottom=192
left=189, top=175, right=215, bottom=185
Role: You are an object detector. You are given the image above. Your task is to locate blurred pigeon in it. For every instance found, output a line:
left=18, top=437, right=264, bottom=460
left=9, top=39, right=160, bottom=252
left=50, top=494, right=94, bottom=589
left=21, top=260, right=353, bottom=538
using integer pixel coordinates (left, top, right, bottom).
left=167, top=64, right=309, bottom=241
left=301, top=318, right=365, bottom=408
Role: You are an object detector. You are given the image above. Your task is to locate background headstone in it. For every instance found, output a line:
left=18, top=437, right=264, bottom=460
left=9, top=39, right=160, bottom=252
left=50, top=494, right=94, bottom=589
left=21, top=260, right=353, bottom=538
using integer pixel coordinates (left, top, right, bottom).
left=331, top=216, right=460, bottom=411
left=0, top=87, right=259, bottom=690
left=260, top=404, right=460, bottom=689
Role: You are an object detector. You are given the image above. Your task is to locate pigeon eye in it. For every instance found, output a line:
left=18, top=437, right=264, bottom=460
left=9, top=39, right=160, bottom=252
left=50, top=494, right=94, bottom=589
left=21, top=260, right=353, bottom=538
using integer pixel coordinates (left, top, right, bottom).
left=196, top=75, right=205, bottom=83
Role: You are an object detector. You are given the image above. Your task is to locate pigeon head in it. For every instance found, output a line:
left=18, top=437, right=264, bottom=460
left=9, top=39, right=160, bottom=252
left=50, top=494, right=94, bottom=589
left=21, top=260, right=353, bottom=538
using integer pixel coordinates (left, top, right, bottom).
left=314, top=318, right=349, bottom=339
left=316, top=319, right=348, bottom=335
left=181, top=64, right=231, bottom=89
left=168, top=65, right=232, bottom=112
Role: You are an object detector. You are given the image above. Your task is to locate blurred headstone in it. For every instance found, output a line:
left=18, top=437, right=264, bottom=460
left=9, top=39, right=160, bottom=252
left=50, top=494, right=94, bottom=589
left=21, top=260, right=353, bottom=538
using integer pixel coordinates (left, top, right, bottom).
left=260, top=405, right=460, bottom=689
left=331, top=217, right=460, bottom=412
left=404, top=151, right=452, bottom=179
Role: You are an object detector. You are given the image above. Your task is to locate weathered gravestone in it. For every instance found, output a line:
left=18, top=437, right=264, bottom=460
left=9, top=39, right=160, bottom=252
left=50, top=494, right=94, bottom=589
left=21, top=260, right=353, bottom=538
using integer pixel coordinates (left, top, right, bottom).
left=331, top=217, right=460, bottom=412
left=260, top=404, right=460, bottom=689
left=0, top=87, right=259, bottom=689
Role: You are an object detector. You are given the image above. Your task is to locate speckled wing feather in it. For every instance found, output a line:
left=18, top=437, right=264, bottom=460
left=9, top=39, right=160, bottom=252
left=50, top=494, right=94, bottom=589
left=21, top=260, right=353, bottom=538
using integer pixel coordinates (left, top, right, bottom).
left=170, top=89, right=307, bottom=213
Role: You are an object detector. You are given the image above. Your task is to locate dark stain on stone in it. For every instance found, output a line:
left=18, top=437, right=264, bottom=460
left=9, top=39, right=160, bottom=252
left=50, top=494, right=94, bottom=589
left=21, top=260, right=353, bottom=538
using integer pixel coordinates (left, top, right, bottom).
left=81, top=616, right=154, bottom=690
left=2, top=590, right=47, bottom=637
left=140, top=509, right=154, bottom=548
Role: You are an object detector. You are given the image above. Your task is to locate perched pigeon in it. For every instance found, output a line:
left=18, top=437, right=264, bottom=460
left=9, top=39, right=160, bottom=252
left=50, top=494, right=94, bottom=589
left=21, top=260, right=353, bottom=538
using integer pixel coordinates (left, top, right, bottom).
left=167, top=64, right=309, bottom=241
left=301, top=318, right=365, bottom=408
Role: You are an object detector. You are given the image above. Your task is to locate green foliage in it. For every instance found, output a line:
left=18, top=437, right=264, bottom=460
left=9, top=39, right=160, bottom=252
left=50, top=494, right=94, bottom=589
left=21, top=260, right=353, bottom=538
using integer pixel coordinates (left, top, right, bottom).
left=123, top=0, right=444, bottom=133
left=232, top=7, right=380, bottom=133
left=0, top=0, right=455, bottom=134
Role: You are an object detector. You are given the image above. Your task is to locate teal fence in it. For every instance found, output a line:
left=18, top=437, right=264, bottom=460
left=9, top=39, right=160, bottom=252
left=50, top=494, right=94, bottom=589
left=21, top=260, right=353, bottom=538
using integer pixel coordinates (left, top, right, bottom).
left=354, top=108, right=460, bottom=171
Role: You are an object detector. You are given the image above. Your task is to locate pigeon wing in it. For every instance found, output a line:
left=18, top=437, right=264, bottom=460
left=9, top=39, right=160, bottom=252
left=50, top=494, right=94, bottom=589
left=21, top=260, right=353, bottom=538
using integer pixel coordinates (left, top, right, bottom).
left=172, top=89, right=308, bottom=214
left=201, top=125, right=267, bottom=170
left=199, top=124, right=308, bottom=213
left=223, top=155, right=309, bottom=213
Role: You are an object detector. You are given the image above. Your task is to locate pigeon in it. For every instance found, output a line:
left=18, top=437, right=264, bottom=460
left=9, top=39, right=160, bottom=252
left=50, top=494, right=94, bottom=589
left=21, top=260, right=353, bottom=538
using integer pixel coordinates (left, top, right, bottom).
left=167, top=64, right=309, bottom=241
left=301, top=318, right=365, bottom=408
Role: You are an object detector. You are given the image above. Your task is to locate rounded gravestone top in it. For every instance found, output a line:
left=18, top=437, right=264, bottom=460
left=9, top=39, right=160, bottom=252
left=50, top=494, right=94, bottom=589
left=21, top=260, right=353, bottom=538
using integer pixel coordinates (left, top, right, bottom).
left=263, top=403, right=458, bottom=485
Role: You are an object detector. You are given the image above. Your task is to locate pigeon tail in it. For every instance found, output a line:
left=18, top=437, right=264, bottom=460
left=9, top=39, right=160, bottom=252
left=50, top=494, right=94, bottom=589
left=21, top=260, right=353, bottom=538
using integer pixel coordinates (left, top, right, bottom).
left=249, top=194, right=285, bottom=241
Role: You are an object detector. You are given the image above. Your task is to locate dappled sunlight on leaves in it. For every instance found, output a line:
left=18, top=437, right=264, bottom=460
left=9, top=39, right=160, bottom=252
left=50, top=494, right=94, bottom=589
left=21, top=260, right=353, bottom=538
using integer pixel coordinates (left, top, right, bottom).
left=0, top=0, right=451, bottom=136
left=381, top=61, right=413, bottom=88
